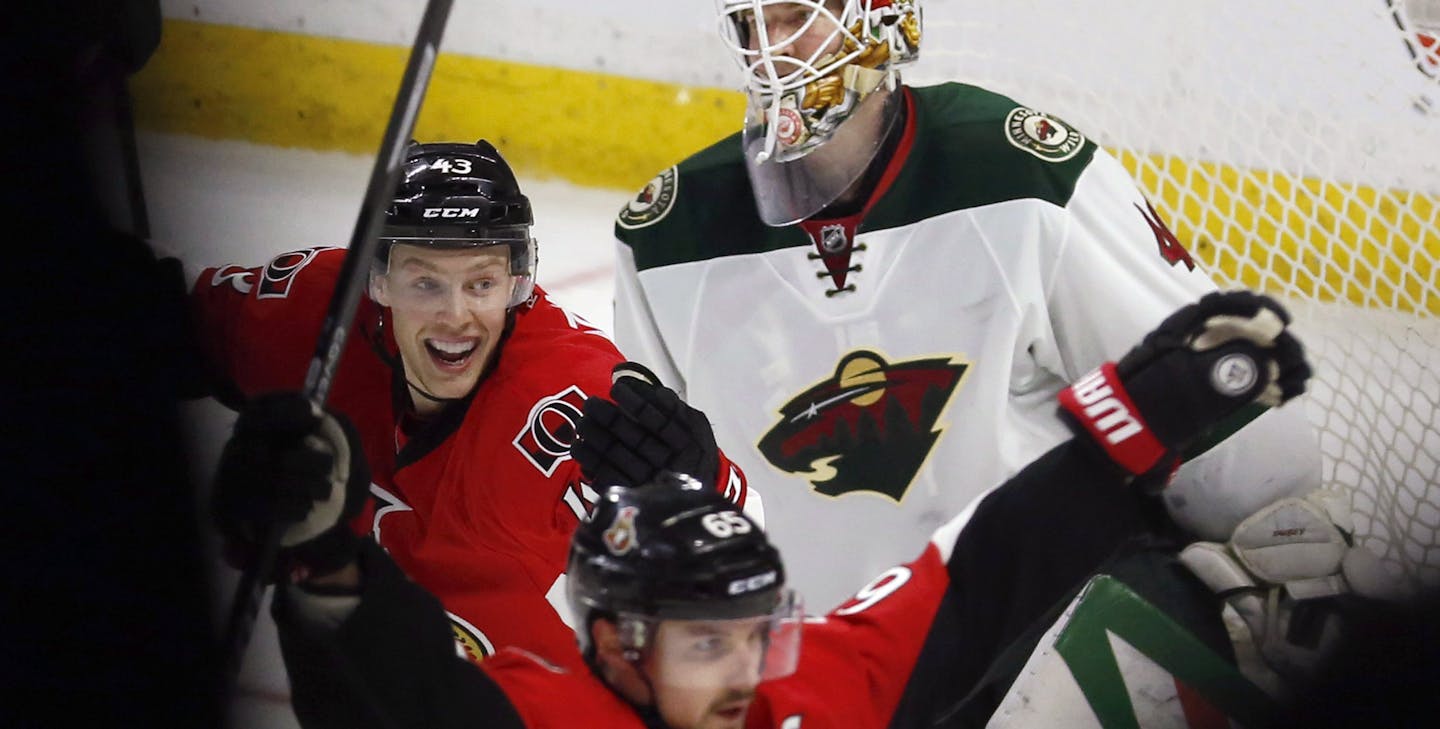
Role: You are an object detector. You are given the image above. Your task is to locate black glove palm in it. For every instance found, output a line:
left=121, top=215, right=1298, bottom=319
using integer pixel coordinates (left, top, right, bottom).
left=1060, top=290, right=1311, bottom=476
left=212, top=392, right=370, bottom=582
left=571, top=362, right=721, bottom=491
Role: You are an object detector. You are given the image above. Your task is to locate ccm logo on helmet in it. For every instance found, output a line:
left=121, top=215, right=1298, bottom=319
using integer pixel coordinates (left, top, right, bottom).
left=423, top=207, right=481, bottom=219
left=728, top=570, right=777, bottom=596
left=1068, top=368, right=1143, bottom=445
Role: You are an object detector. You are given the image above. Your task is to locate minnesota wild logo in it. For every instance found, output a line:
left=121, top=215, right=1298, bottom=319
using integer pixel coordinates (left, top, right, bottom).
left=1005, top=107, right=1085, bottom=162
left=617, top=167, right=678, bottom=229
left=758, top=350, right=968, bottom=502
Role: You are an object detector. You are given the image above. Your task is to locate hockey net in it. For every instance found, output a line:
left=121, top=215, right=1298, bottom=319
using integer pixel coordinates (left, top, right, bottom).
left=913, top=0, right=1440, bottom=590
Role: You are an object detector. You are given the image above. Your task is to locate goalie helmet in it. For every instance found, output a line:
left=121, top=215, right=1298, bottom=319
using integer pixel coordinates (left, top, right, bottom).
left=567, top=473, right=801, bottom=683
left=377, top=139, right=537, bottom=309
left=716, top=0, right=922, bottom=225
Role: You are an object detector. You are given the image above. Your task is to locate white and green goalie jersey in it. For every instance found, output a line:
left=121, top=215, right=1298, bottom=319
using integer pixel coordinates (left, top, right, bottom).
left=612, top=82, right=1318, bottom=610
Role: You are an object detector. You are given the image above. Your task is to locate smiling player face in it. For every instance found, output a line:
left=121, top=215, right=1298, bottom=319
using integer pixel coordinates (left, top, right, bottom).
left=371, top=244, right=514, bottom=416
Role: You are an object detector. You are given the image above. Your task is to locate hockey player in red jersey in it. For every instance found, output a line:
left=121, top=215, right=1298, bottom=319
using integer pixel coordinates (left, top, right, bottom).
left=227, top=291, right=1319, bottom=728
left=196, top=139, right=757, bottom=671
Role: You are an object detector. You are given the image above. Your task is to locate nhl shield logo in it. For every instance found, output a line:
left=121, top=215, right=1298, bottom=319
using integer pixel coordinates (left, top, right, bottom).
left=818, top=223, right=848, bottom=253
left=1005, top=108, right=1085, bottom=162
left=758, top=350, right=969, bottom=502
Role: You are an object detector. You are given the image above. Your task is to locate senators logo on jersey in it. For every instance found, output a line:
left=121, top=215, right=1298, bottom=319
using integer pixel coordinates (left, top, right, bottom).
left=758, top=350, right=968, bottom=502
left=448, top=612, right=496, bottom=664
left=209, top=247, right=327, bottom=298
left=513, top=385, right=588, bottom=476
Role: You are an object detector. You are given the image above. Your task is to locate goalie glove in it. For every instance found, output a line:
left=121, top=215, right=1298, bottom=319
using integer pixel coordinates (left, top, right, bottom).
left=571, top=362, right=724, bottom=492
left=1058, top=290, right=1311, bottom=477
left=1178, top=491, right=1415, bottom=683
left=212, top=392, right=370, bottom=583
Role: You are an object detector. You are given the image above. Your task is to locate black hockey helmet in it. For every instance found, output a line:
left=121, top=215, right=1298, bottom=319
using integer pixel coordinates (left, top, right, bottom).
left=568, top=473, right=786, bottom=627
left=376, top=139, right=537, bottom=309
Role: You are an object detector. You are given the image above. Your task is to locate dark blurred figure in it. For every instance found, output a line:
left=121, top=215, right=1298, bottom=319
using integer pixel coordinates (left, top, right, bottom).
left=1299, top=595, right=1440, bottom=729
left=1, top=2, right=220, bottom=726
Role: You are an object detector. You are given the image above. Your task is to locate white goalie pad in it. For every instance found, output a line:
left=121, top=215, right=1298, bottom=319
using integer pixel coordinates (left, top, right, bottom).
left=987, top=575, right=1281, bottom=729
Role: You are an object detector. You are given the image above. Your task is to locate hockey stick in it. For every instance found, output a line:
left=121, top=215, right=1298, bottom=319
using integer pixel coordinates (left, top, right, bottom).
left=220, top=0, right=455, bottom=688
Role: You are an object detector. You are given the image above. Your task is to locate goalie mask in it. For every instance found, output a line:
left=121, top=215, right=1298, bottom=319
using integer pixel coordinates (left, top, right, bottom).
left=568, top=473, right=802, bottom=689
left=717, top=0, right=922, bottom=225
left=374, top=139, right=537, bottom=312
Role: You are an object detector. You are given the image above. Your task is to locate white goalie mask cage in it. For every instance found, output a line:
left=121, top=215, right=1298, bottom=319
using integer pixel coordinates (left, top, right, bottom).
left=716, top=0, right=922, bottom=225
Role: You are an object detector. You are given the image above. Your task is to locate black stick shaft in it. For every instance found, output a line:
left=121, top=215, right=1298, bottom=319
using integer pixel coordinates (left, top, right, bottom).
left=304, top=0, right=454, bottom=408
left=220, top=0, right=454, bottom=691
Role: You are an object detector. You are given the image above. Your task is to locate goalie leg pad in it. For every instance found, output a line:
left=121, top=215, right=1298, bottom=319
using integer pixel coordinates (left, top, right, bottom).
left=1229, top=496, right=1348, bottom=590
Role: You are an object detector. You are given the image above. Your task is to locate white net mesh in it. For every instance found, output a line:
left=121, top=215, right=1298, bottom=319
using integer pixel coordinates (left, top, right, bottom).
left=910, top=0, right=1440, bottom=589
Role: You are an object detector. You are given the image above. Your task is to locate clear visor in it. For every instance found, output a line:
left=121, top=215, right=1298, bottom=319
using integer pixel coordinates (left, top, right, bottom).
left=742, top=82, right=900, bottom=225
left=629, top=589, right=803, bottom=689
left=373, top=241, right=534, bottom=317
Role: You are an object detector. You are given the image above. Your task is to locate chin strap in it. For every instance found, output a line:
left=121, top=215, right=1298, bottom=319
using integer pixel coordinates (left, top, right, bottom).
left=406, top=380, right=458, bottom=405
left=583, top=646, right=669, bottom=729
left=365, top=310, right=465, bottom=408
left=627, top=666, right=668, bottom=729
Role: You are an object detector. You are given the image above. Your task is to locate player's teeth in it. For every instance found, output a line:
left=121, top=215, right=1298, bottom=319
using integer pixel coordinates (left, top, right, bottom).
left=429, top=340, right=476, bottom=355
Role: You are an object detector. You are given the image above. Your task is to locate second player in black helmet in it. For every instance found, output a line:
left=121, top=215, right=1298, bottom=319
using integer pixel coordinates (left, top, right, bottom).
left=190, top=139, right=760, bottom=675
left=568, top=474, right=800, bottom=729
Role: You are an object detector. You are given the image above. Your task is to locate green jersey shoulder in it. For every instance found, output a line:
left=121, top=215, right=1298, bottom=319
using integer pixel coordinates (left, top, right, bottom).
left=615, top=82, right=1099, bottom=272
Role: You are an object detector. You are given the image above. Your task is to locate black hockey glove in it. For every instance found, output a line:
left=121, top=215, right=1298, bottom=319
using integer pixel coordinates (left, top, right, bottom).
left=1059, top=290, right=1311, bottom=477
left=212, top=392, right=370, bottom=583
left=571, top=362, right=722, bottom=491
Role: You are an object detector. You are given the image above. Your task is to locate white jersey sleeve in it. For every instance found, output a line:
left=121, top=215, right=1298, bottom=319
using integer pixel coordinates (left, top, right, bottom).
left=1042, top=148, right=1321, bottom=539
left=612, top=238, right=688, bottom=397
left=1040, top=147, right=1216, bottom=379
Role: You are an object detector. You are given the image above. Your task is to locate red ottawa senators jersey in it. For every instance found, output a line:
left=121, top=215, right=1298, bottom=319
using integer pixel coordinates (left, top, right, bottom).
left=192, top=246, right=752, bottom=670
left=274, top=439, right=1159, bottom=729
left=483, top=545, right=957, bottom=729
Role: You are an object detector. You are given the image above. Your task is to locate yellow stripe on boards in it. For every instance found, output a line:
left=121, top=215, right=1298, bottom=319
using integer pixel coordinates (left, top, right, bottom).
left=130, top=19, right=746, bottom=190
left=132, top=20, right=1438, bottom=315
